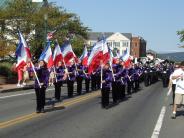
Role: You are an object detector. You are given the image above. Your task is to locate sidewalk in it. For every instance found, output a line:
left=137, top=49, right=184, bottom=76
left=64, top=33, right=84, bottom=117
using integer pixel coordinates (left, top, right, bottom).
left=0, top=81, right=34, bottom=93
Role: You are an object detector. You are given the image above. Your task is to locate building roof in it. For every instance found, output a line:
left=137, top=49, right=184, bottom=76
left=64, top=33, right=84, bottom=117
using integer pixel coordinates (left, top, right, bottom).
left=87, top=32, right=132, bottom=41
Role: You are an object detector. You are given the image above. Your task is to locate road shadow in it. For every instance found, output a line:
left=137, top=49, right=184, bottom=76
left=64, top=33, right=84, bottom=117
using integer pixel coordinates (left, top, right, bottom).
left=176, top=107, right=184, bottom=117
left=44, top=106, right=65, bottom=113
left=99, top=96, right=130, bottom=110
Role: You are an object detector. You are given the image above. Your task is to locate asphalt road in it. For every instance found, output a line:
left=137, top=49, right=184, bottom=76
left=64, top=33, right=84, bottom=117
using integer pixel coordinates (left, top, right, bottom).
left=0, top=81, right=184, bottom=138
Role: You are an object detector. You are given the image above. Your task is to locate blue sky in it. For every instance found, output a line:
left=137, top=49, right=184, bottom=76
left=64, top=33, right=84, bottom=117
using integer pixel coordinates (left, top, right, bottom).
left=49, top=0, right=184, bottom=53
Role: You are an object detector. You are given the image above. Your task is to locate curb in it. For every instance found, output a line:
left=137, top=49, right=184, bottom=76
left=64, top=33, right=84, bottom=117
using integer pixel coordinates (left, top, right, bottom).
left=0, top=85, right=34, bottom=93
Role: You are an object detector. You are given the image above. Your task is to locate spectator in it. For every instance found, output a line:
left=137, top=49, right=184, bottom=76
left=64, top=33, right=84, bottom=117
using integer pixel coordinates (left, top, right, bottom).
left=22, top=64, right=29, bottom=86
left=17, top=66, right=24, bottom=87
left=171, top=61, right=184, bottom=119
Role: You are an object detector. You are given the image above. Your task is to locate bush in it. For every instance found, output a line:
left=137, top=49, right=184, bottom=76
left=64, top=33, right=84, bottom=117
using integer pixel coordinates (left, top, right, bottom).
left=0, top=62, right=17, bottom=79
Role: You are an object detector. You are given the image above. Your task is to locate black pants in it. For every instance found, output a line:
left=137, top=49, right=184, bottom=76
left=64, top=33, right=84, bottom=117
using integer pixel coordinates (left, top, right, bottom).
left=35, top=87, right=46, bottom=111
left=85, top=79, right=90, bottom=93
left=54, top=81, right=62, bottom=100
left=127, top=81, right=133, bottom=95
left=134, top=79, right=139, bottom=92
left=91, top=75, right=96, bottom=91
left=172, top=84, right=176, bottom=104
left=119, top=84, right=125, bottom=99
left=77, top=77, right=83, bottom=95
left=96, top=76, right=101, bottom=89
left=101, top=87, right=110, bottom=107
left=67, top=80, right=74, bottom=98
left=112, top=82, right=118, bottom=103
left=162, top=73, right=169, bottom=88
left=144, top=74, right=151, bottom=87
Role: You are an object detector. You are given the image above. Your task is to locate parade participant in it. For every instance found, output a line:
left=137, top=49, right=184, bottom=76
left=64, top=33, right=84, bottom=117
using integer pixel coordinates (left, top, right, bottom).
left=136, top=63, right=143, bottom=88
left=66, top=60, right=76, bottom=98
left=76, top=61, right=84, bottom=95
left=171, top=61, right=184, bottom=119
left=161, top=65, right=170, bottom=87
left=54, top=61, right=66, bottom=101
left=143, top=64, right=151, bottom=87
left=91, top=71, right=97, bottom=91
left=127, top=63, right=134, bottom=95
left=96, top=67, right=101, bottom=90
left=133, top=63, right=140, bottom=92
left=112, top=58, right=121, bottom=103
left=34, top=60, right=49, bottom=113
left=101, top=63, right=112, bottom=108
left=119, top=61, right=127, bottom=99
left=84, top=66, right=90, bottom=93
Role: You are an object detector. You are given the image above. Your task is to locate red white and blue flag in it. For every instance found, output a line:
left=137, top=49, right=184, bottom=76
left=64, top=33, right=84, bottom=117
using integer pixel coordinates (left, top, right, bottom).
left=39, top=41, right=53, bottom=68
left=80, top=46, right=88, bottom=66
left=87, top=39, right=104, bottom=74
left=102, top=39, right=110, bottom=65
left=121, top=48, right=131, bottom=68
left=15, top=31, right=31, bottom=69
left=60, top=41, right=76, bottom=65
left=53, top=42, right=63, bottom=66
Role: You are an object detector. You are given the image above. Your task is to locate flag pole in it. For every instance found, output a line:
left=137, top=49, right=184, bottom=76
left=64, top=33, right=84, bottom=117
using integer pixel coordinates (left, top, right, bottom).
left=110, top=62, right=115, bottom=81
left=63, top=59, right=70, bottom=80
left=108, top=46, right=115, bottom=81
left=100, top=35, right=105, bottom=89
left=100, top=61, right=103, bottom=89
left=30, top=61, right=41, bottom=88
left=53, top=66, right=58, bottom=82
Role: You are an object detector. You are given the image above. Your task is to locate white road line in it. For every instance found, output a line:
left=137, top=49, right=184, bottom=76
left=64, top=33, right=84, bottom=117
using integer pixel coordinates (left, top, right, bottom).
left=0, top=88, right=55, bottom=99
left=0, top=92, right=34, bottom=99
left=151, top=106, right=166, bottom=138
left=167, top=88, right=172, bottom=96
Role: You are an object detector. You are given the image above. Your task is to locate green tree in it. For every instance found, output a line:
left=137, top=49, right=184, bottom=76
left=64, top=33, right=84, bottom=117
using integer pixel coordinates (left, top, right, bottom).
left=177, top=29, right=184, bottom=47
left=0, top=0, right=89, bottom=60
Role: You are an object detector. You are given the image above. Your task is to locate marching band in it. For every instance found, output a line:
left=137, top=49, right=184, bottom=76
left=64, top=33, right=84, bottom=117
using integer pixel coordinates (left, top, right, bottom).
left=16, top=31, right=175, bottom=113
left=29, top=57, right=174, bottom=112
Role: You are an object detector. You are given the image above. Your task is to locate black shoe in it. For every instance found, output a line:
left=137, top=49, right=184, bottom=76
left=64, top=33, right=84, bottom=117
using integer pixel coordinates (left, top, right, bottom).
left=36, top=110, right=41, bottom=113
left=113, top=101, right=118, bottom=105
left=105, top=105, right=109, bottom=109
left=101, top=105, right=106, bottom=108
left=40, top=109, right=45, bottom=113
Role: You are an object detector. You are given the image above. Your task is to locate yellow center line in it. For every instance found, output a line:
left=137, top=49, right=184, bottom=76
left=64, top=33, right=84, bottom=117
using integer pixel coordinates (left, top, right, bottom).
left=0, top=91, right=100, bottom=129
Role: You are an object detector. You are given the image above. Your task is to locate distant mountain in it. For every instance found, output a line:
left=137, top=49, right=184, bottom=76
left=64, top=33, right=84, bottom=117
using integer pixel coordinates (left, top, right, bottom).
left=157, top=52, right=184, bottom=62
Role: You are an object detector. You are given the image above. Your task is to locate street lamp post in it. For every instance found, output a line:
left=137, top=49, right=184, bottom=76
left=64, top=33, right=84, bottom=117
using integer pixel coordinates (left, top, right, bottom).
left=43, top=0, right=48, bottom=45
left=32, top=0, right=48, bottom=46
left=44, top=13, right=48, bottom=43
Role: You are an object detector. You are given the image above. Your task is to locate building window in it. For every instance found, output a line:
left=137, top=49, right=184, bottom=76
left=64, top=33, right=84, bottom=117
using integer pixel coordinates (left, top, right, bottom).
left=122, top=42, right=128, bottom=47
left=113, top=42, right=120, bottom=47
left=107, top=42, right=112, bottom=47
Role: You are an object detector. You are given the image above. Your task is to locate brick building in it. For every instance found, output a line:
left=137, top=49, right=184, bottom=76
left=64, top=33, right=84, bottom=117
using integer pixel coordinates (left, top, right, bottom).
left=131, top=37, right=146, bottom=58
